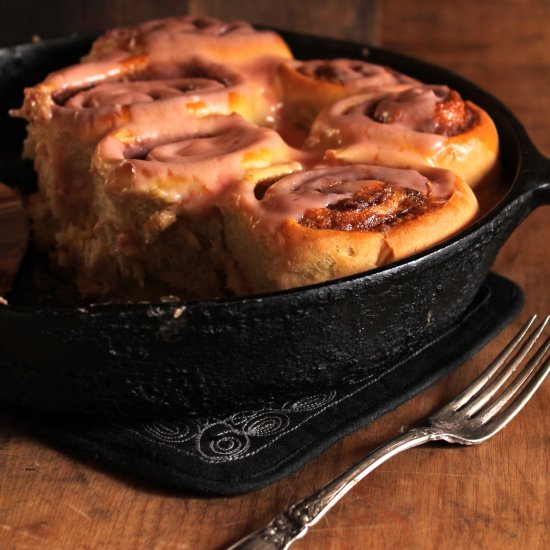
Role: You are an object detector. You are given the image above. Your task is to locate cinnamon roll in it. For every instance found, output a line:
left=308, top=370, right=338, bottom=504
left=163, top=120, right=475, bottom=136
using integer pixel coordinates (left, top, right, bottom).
left=219, top=164, right=478, bottom=293
left=17, top=54, right=271, bottom=150
left=278, top=58, right=417, bottom=130
left=82, top=16, right=293, bottom=128
left=58, top=114, right=306, bottom=299
left=307, top=84, right=499, bottom=188
left=13, top=55, right=280, bottom=248
left=84, top=15, right=292, bottom=68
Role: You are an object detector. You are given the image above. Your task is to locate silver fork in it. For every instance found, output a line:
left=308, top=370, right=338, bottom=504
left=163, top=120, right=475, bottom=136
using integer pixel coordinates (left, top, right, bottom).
left=226, top=314, right=550, bottom=550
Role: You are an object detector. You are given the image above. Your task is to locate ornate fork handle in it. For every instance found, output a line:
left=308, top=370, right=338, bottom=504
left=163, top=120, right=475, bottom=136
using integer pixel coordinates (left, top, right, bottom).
left=227, top=428, right=438, bottom=550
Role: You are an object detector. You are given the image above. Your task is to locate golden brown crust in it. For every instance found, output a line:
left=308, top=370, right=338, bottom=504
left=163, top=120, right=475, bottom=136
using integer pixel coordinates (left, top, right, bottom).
left=84, top=15, right=293, bottom=67
left=308, top=84, right=499, bottom=188
left=219, top=164, right=478, bottom=293
left=278, top=59, right=417, bottom=130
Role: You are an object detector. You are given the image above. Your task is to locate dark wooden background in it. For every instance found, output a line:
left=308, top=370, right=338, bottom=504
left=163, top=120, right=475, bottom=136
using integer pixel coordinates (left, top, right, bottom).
left=0, top=0, right=379, bottom=46
left=1, top=1, right=549, bottom=549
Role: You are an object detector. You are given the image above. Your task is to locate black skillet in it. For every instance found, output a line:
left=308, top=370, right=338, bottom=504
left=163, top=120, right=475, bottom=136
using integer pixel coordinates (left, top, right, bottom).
left=0, top=31, right=549, bottom=419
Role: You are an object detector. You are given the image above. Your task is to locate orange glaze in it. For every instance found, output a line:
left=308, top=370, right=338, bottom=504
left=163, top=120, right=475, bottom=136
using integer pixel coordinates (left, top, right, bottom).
left=62, top=78, right=225, bottom=109
left=79, top=17, right=293, bottom=128
left=15, top=58, right=276, bottom=149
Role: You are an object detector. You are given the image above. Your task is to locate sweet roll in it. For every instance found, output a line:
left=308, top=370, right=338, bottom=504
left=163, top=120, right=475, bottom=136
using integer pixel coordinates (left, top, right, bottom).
left=219, top=164, right=479, bottom=293
left=84, top=15, right=293, bottom=67
left=307, top=84, right=499, bottom=188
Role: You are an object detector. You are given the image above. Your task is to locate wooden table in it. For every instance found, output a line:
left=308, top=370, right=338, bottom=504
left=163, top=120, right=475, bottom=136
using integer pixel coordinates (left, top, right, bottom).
left=1, top=1, right=549, bottom=548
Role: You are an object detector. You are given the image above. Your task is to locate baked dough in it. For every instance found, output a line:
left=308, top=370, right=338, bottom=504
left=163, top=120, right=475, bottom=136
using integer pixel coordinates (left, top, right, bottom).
left=84, top=15, right=292, bottom=68
left=219, top=164, right=479, bottom=293
left=59, top=114, right=305, bottom=298
left=278, top=58, right=417, bottom=129
left=307, top=84, right=499, bottom=188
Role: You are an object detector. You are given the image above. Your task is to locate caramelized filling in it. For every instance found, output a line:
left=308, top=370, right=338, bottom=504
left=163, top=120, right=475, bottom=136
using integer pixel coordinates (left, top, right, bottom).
left=299, top=181, right=434, bottom=231
left=433, top=90, right=478, bottom=136
left=369, top=88, right=479, bottom=137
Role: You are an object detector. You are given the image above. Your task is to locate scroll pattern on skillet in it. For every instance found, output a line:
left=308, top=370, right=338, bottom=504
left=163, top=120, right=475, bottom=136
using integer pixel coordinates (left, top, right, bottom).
left=119, top=354, right=400, bottom=464
left=120, top=390, right=341, bottom=463
left=12, top=14, right=499, bottom=302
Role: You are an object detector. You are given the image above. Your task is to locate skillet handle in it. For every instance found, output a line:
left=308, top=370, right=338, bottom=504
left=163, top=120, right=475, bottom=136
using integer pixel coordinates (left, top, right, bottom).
left=537, top=153, right=550, bottom=204
left=508, top=144, right=550, bottom=208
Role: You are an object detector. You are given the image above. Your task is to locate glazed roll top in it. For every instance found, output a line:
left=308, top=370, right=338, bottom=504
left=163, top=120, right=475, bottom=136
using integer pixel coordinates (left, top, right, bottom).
left=84, top=15, right=293, bottom=67
left=308, top=83, right=499, bottom=188
left=278, top=58, right=417, bottom=129
left=93, top=113, right=306, bottom=226
left=17, top=56, right=277, bottom=147
left=358, top=85, right=477, bottom=135
left=261, top=164, right=453, bottom=229
left=219, top=164, right=479, bottom=293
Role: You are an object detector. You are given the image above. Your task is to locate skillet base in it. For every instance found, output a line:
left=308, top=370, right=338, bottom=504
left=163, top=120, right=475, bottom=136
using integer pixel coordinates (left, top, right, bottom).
left=2, top=273, right=523, bottom=495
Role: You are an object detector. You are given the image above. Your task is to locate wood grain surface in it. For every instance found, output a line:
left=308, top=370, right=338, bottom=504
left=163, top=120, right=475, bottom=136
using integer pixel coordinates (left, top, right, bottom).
left=1, top=1, right=549, bottom=549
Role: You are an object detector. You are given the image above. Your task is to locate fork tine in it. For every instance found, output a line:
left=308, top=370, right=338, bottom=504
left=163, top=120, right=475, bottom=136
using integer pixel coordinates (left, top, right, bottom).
left=468, top=351, right=550, bottom=443
left=473, top=334, right=550, bottom=426
left=458, top=316, right=550, bottom=418
left=430, top=315, right=538, bottom=420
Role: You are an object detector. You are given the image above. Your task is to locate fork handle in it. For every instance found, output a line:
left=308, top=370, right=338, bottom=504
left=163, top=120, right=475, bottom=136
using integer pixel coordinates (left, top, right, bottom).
left=225, top=427, right=438, bottom=550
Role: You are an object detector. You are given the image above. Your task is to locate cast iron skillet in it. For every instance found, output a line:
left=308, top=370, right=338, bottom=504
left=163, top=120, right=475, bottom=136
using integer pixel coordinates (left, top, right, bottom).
left=0, top=31, right=549, bottom=419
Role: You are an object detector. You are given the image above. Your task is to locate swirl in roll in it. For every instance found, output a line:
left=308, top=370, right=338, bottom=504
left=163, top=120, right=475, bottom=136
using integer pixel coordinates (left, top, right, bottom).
left=307, top=84, right=499, bottom=188
left=278, top=58, right=417, bottom=130
left=219, top=164, right=479, bottom=293
left=17, top=56, right=269, bottom=146
left=82, top=16, right=293, bottom=127
left=84, top=16, right=294, bottom=130
left=94, top=114, right=305, bottom=213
